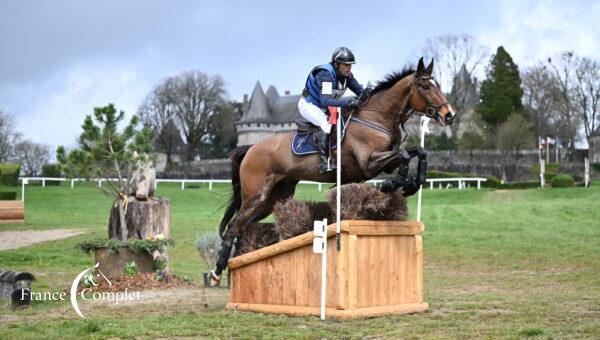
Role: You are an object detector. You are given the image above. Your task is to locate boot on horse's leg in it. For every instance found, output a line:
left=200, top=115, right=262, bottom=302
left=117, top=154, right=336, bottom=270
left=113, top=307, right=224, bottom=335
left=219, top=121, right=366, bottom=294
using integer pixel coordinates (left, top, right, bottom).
left=317, top=130, right=335, bottom=174
left=209, top=238, right=234, bottom=286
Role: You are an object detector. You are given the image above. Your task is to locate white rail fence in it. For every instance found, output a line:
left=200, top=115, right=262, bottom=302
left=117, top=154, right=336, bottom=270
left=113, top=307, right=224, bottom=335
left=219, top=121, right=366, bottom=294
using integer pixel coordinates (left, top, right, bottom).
left=19, top=176, right=487, bottom=192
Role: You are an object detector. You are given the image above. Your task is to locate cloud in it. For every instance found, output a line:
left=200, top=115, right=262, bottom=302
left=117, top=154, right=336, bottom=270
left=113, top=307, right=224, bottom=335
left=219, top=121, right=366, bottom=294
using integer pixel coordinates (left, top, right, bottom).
left=13, top=54, right=162, bottom=152
left=479, top=0, right=600, bottom=68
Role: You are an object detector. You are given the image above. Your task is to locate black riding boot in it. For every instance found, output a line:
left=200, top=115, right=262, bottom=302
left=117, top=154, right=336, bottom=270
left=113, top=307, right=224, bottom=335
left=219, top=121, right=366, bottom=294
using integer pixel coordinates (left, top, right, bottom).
left=317, top=130, right=335, bottom=173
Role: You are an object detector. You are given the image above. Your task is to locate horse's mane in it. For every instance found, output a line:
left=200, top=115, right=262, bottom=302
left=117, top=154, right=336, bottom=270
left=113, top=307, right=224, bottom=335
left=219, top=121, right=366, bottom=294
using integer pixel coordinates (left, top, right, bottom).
left=370, top=66, right=415, bottom=96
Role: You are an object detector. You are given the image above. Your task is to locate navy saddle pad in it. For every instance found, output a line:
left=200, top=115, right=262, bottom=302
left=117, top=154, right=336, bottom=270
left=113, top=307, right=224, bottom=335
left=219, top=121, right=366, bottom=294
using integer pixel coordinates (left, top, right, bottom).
left=291, top=118, right=348, bottom=156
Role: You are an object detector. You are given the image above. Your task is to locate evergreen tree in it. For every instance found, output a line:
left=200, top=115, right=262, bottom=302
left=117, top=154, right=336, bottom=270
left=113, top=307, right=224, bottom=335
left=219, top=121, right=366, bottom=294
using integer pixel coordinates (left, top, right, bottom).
left=477, top=46, right=524, bottom=127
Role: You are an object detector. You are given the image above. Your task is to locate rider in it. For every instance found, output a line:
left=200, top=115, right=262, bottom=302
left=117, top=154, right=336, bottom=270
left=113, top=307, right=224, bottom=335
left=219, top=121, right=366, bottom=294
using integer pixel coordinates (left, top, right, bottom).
left=299, top=47, right=365, bottom=173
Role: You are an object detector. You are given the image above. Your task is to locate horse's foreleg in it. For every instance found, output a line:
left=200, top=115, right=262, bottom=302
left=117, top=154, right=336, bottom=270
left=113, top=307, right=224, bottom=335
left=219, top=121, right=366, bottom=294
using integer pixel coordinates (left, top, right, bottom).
left=381, top=146, right=427, bottom=196
left=364, top=149, right=410, bottom=178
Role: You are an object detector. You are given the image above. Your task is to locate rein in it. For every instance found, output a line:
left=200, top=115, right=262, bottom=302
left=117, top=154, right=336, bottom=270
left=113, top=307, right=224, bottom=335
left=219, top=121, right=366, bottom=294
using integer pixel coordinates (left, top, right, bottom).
left=349, top=74, right=449, bottom=140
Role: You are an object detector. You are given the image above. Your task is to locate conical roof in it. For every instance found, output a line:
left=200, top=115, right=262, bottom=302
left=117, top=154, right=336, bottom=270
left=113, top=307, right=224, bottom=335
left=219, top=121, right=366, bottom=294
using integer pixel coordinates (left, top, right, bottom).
left=239, top=81, right=272, bottom=123
left=266, top=85, right=280, bottom=109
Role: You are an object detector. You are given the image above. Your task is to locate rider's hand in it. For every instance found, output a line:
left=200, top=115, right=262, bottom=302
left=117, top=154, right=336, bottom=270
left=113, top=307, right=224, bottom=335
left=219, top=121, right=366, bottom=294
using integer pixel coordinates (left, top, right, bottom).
left=347, top=97, right=361, bottom=109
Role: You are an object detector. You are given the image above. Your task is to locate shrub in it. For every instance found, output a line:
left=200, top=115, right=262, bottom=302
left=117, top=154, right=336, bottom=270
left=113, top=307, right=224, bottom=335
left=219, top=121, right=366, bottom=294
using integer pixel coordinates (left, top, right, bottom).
left=551, top=174, right=575, bottom=188
left=532, top=162, right=559, bottom=178
left=483, top=175, right=501, bottom=188
left=0, top=163, right=21, bottom=186
left=195, top=233, right=221, bottom=268
left=123, top=261, right=139, bottom=276
left=41, top=164, right=62, bottom=186
left=0, top=191, right=17, bottom=200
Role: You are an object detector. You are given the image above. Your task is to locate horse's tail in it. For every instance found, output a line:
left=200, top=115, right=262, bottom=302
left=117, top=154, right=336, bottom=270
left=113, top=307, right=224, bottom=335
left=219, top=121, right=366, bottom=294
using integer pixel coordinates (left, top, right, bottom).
left=218, top=144, right=252, bottom=239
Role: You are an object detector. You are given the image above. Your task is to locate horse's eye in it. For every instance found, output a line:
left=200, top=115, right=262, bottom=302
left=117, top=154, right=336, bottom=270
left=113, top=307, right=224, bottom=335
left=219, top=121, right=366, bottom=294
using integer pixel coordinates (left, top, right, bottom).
left=422, top=84, right=430, bottom=90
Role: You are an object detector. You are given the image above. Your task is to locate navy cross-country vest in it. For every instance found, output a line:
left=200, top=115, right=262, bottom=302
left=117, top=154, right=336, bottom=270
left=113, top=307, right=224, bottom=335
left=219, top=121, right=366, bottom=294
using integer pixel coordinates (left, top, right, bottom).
left=305, top=63, right=348, bottom=107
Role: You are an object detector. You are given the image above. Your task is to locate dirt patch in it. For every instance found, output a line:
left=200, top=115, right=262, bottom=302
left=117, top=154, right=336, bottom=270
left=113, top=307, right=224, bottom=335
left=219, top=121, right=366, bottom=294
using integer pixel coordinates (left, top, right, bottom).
left=0, top=229, right=88, bottom=250
left=72, top=272, right=194, bottom=294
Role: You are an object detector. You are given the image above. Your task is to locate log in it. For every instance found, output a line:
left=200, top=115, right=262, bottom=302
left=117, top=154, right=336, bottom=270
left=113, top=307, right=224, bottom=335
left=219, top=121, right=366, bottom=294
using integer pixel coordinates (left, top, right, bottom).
left=108, top=196, right=170, bottom=241
left=0, top=201, right=25, bottom=224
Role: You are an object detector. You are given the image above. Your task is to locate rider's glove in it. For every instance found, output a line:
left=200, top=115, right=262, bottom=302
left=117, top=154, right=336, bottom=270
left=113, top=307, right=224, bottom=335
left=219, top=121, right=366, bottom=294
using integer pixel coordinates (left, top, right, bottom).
left=346, top=97, right=361, bottom=109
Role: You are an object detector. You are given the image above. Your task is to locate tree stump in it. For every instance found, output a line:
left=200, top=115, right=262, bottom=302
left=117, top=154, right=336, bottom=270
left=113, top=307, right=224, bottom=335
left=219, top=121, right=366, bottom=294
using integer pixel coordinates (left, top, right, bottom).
left=107, top=196, right=171, bottom=272
left=108, top=196, right=170, bottom=241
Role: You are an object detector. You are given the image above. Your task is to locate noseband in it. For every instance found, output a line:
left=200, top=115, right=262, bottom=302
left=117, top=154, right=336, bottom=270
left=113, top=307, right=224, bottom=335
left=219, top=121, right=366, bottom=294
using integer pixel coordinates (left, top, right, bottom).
left=410, top=76, right=449, bottom=120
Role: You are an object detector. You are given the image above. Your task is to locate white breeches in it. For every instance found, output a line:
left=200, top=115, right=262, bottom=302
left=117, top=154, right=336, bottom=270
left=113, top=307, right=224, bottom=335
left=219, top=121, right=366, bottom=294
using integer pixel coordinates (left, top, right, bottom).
left=298, top=97, right=331, bottom=133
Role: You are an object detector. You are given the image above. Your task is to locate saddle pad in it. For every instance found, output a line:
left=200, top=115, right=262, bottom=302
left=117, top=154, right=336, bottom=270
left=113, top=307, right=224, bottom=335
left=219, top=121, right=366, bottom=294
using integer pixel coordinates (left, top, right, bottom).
left=291, top=117, right=348, bottom=156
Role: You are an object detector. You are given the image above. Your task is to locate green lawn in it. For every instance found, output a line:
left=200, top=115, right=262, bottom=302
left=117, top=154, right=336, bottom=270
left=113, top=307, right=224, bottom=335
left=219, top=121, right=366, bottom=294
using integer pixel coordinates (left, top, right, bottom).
left=0, top=181, right=599, bottom=338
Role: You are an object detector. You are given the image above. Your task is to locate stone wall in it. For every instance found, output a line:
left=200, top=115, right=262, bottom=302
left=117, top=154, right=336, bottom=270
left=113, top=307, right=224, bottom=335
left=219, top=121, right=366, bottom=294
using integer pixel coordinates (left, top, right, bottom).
left=159, top=150, right=591, bottom=182
left=427, top=150, right=587, bottom=181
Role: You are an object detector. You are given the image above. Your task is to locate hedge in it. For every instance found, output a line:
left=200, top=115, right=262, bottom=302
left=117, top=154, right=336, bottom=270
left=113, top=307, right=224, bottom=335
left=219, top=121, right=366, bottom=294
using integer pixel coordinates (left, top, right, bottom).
left=0, top=191, right=17, bottom=200
left=0, top=163, right=21, bottom=186
left=551, top=174, right=575, bottom=188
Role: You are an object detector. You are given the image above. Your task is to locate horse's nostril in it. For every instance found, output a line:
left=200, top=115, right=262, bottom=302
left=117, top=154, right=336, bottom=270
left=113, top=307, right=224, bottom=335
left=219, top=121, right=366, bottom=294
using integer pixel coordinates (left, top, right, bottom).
left=445, top=113, right=454, bottom=124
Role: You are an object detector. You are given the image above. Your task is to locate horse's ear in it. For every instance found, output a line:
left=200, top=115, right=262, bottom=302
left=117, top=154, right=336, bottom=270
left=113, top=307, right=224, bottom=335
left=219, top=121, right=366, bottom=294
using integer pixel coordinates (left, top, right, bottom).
left=416, top=57, right=425, bottom=77
left=425, top=58, right=434, bottom=75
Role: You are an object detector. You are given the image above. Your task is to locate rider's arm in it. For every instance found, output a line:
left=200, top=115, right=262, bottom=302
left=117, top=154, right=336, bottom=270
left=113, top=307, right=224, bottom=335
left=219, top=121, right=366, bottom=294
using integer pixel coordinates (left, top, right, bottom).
left=347, top=75, right=365, bottom=96
left=315, top=70, right=353, bottom=108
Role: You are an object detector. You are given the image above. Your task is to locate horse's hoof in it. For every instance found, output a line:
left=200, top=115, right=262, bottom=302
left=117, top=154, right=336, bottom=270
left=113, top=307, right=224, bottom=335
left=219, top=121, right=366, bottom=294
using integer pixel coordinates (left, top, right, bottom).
left=209, top=270, right=221, bottom=287
left=380, top=180, right=396, bottom=193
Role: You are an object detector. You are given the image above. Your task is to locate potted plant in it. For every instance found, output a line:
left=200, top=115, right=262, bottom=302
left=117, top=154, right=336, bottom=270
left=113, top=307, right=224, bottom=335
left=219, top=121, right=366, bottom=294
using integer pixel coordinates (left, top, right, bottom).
left=76, top=236, right=174, bottom=278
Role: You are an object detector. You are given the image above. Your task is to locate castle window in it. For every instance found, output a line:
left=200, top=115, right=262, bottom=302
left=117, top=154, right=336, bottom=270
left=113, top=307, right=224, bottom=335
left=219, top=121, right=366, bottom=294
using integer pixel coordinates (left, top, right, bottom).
left=267, top=123, right=270, bottom=127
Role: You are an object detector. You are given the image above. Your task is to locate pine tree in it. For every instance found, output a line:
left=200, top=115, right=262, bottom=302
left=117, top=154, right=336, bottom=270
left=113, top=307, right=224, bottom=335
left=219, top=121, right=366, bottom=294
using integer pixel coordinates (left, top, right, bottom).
left=477, top=46, right=524, bottom=127
left=57, top=104, right=152, bottom=231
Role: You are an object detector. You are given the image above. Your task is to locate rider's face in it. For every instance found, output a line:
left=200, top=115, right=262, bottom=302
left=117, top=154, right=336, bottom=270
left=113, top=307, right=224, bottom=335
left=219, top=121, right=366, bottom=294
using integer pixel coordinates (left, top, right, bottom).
left=338, top=63, right=352, bottom=77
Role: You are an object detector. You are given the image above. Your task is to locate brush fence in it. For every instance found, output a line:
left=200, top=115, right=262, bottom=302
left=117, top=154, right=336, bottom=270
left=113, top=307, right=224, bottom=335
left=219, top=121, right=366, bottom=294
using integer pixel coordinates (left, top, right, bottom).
left=0, top=201, right=24, bottom=224
left=227, top=220, right=427, bottom=318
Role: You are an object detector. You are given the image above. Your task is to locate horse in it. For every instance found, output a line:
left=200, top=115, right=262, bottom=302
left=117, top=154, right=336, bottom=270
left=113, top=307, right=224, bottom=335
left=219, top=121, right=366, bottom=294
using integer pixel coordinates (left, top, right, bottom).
left=209, top=57, right=454, bottom=285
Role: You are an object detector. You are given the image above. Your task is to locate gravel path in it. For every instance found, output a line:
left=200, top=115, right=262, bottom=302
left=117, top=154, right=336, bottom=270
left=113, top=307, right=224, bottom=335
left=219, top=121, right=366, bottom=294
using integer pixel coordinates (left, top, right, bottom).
left=0, top=229, right=88, bottom=250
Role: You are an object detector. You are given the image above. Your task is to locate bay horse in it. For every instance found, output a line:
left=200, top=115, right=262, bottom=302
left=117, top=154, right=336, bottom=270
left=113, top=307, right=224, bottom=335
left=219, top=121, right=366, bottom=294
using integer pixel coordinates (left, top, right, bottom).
left=209, top=58, right=454, bottom=285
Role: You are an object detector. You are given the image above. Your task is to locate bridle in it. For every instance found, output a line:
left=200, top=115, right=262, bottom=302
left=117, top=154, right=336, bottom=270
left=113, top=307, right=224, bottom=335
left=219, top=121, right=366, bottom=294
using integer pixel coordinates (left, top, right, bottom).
left=347, top=73, right=450, bottom=141
left=405, top=75, right=449, bottom=121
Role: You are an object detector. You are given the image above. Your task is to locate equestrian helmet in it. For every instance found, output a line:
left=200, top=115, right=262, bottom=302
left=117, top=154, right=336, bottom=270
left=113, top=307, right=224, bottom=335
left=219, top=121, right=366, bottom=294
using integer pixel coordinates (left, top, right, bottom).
left=331, top=47, right=356, bottom=64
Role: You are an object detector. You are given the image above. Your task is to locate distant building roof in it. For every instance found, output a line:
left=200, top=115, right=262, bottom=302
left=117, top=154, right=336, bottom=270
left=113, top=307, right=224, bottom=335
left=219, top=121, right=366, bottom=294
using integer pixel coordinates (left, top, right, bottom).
left=237, top=82, right=301, bottom=124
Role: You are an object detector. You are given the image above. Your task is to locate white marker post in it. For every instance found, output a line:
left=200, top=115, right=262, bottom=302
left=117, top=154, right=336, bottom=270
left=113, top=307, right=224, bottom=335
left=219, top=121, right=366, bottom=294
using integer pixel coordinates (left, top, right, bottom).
left=21, top=179, right=28, bottom=203
left=312, top=218, right=328, bottom=320
left=540, top=159, right=545, bottom=188
left=417, top=117, right=429, bottom=222
left=336, top=107, right=341, bottom=251
left=584, top=157, right=590, bottom=188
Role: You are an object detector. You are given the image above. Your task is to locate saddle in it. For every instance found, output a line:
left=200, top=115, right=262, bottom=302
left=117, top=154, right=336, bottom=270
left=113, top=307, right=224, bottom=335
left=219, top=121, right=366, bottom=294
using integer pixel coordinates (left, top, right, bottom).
left=291, top=111, right=350, bottom=156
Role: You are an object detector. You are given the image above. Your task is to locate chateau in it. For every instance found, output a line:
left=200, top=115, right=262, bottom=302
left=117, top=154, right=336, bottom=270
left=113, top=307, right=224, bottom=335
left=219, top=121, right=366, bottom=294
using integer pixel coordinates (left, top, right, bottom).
left=235, top=82, right=302, bottom=146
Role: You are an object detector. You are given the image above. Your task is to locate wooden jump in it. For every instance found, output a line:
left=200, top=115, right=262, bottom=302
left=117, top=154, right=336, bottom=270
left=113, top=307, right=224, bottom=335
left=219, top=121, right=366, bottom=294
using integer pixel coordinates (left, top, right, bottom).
left=227, top=220, right=427, bottom=318
left=0, top=201, right=25, bottom=224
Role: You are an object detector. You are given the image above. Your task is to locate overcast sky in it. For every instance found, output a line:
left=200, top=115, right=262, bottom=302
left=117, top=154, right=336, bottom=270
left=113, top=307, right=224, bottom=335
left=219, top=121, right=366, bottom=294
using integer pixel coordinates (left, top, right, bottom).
left=1, top=0, right=599, bottom=151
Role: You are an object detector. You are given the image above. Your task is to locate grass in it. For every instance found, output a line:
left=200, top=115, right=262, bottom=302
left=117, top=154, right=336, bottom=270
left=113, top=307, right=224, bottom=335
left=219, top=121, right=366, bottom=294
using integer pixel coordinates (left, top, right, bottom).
left=0, top=181, right=599, bottom=338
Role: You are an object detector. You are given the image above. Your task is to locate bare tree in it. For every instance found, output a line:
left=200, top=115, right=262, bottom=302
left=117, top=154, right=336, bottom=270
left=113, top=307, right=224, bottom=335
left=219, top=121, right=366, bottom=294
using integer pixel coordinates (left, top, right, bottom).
left=138, top=77, right=182, bottom=165
left=416, top=34, right=489, bottom=90
left=0, top=110, right=22, bottom=162
left=573, top=57, right=600, bottom=146
left=546, top=51, right=582, bottom=153
left=13, top=140, right=50, bottom=176
left=169, top=71, right=227, bottom=161
left=521, top=64, right=557, bottom=138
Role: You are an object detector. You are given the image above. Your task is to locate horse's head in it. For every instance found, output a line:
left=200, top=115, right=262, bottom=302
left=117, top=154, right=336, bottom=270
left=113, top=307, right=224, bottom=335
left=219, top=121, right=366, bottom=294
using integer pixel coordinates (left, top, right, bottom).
left=410, top=58, right=455, bottom=126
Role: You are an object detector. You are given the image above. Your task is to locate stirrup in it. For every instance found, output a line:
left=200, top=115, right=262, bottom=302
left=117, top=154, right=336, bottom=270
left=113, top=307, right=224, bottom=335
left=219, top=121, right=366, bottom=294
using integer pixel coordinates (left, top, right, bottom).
left=322, top=157, right=336, bottom=173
